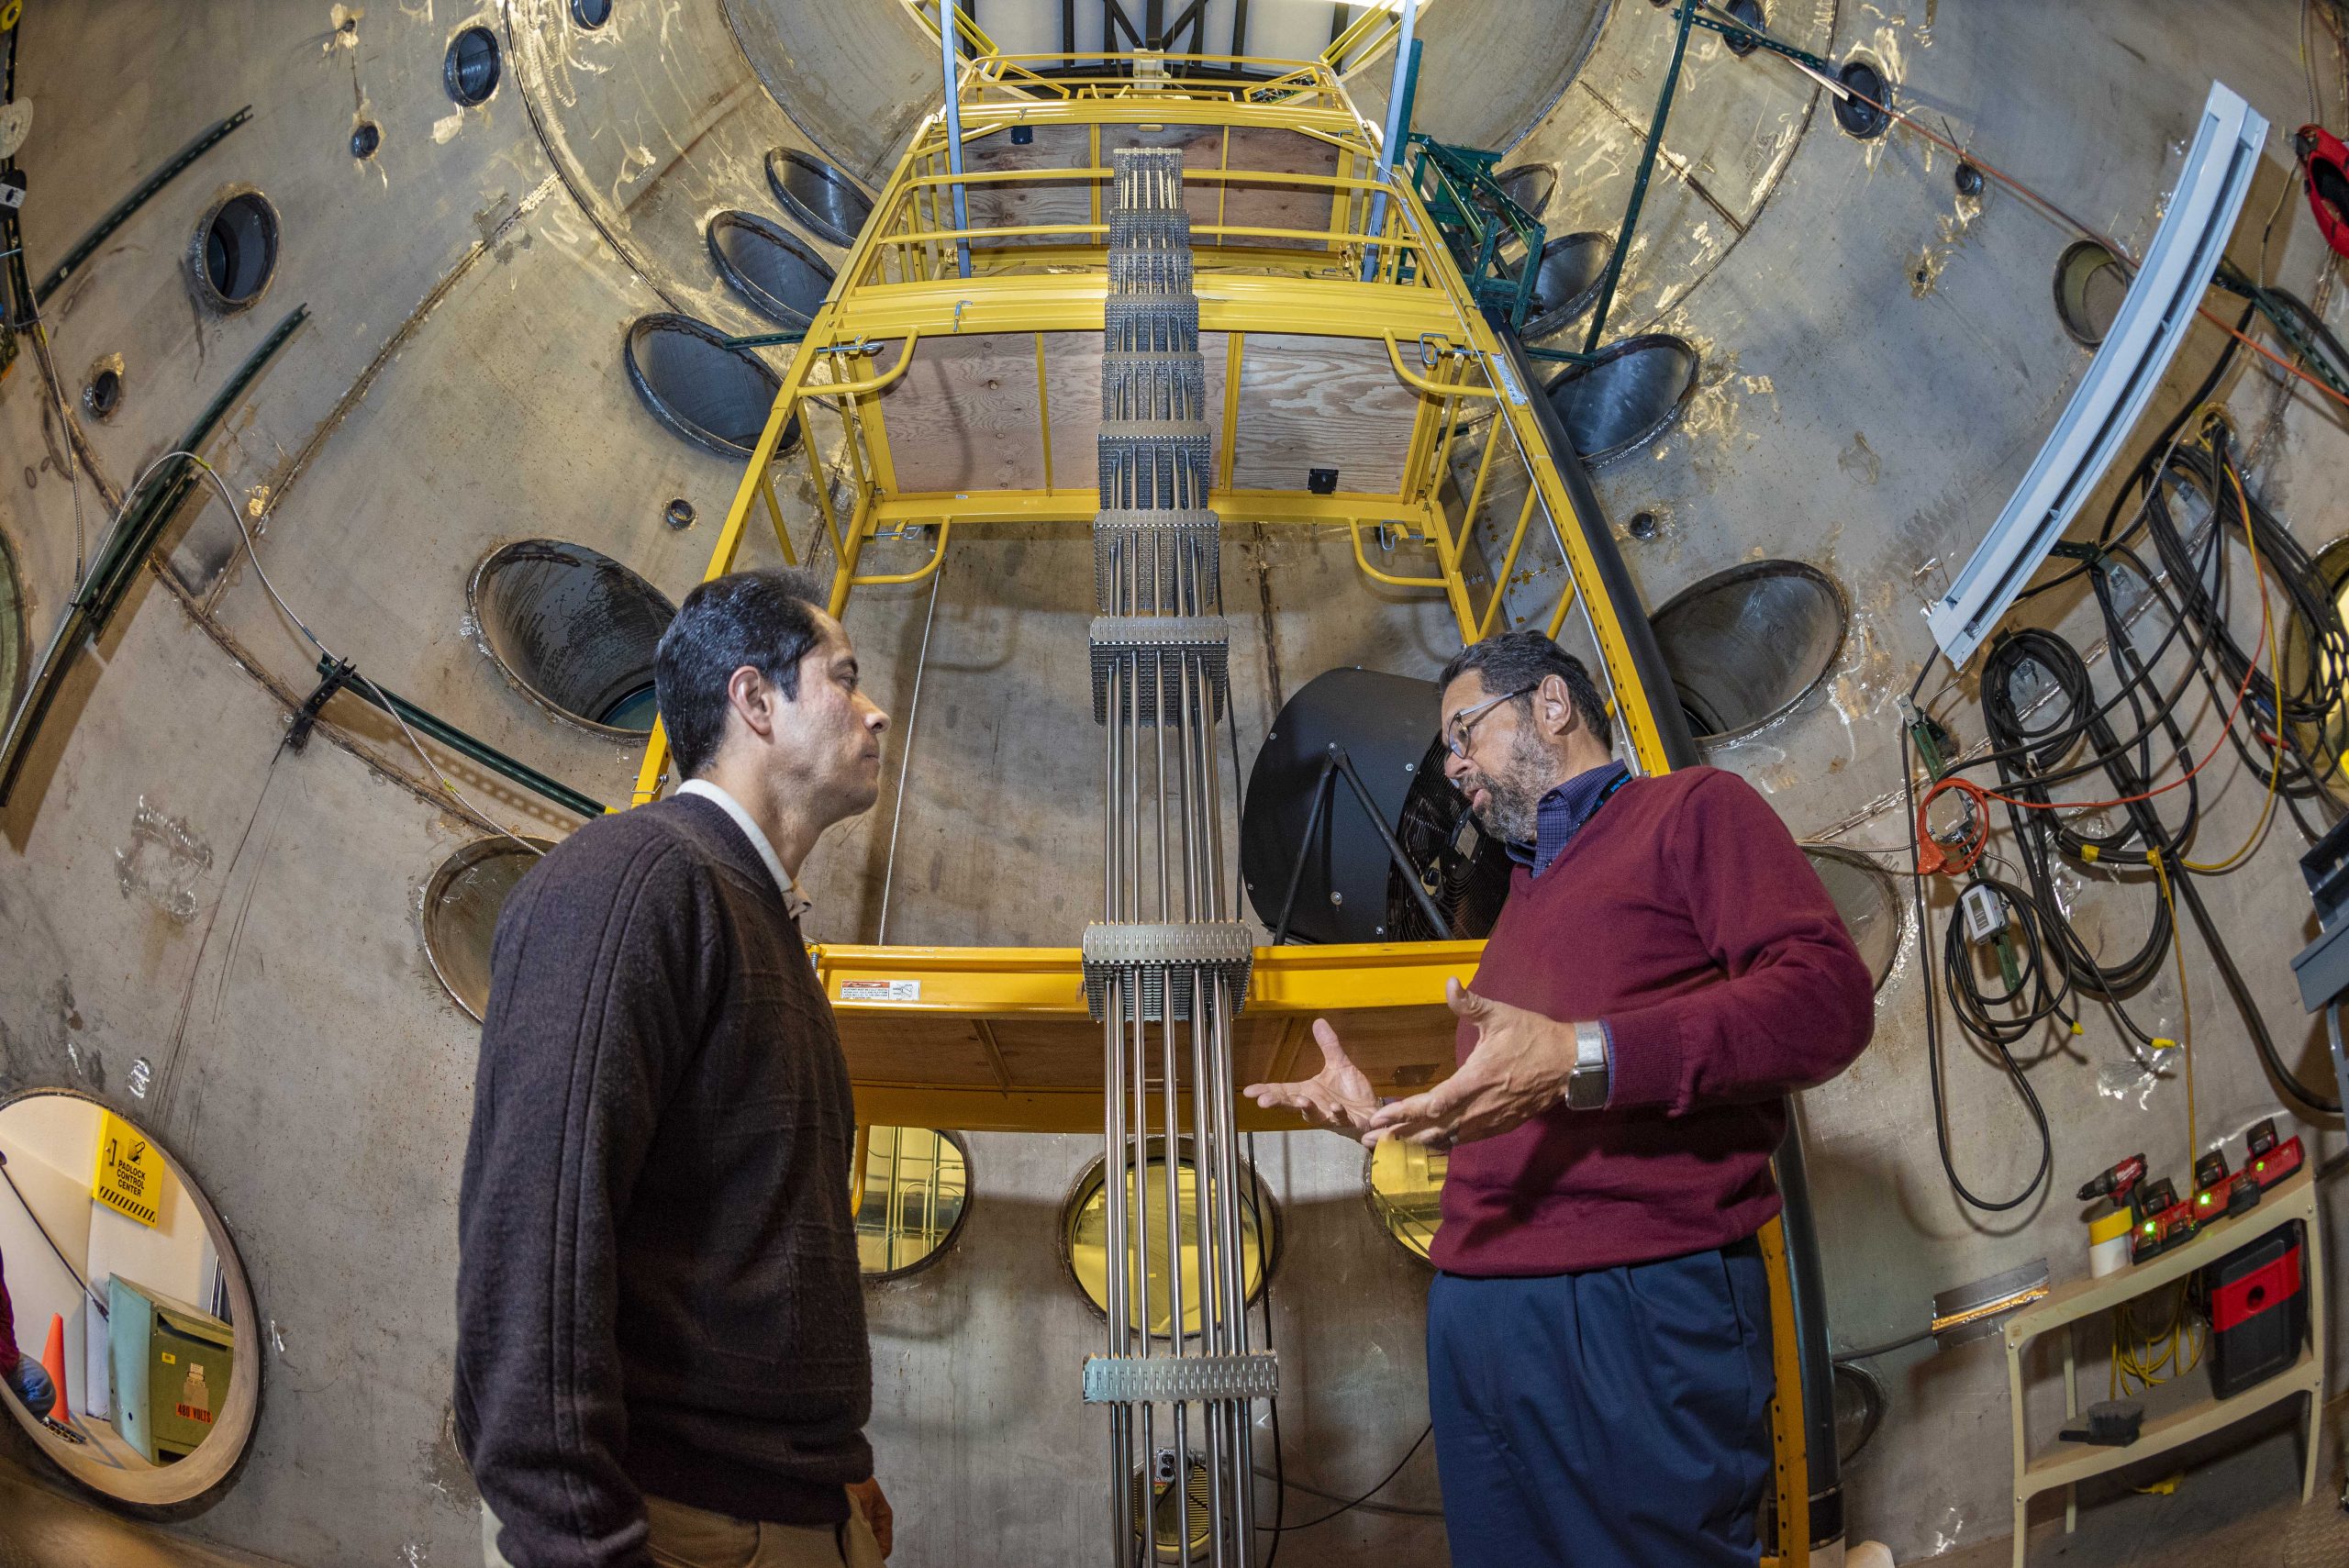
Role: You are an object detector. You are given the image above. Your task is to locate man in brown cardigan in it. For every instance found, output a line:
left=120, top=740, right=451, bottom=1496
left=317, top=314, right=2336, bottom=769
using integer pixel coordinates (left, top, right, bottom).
left=458, top=568, right=894, bottom=1568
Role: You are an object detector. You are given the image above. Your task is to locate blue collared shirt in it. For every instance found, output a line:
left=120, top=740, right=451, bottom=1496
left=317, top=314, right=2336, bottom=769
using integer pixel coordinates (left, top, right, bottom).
left=1507, top=760, right=1631, bottom=880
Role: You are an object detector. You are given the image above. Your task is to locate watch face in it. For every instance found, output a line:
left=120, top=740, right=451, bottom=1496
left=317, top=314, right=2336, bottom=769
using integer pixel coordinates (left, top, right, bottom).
left=1565, top=1067, right=1609, bottom=1111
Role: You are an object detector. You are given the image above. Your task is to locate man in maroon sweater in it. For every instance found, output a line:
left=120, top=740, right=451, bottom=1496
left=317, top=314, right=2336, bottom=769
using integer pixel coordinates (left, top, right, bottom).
left=1247, top=630, right=1873, bottom=1568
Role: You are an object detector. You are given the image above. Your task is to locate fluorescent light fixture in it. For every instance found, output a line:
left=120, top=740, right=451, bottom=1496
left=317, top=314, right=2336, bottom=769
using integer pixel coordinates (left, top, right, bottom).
left=1922, top=82, right=2266, bottom=669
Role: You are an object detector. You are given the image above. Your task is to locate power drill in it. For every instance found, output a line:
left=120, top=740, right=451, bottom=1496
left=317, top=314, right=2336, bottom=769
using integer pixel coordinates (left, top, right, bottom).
left=2078, top=1153, right=2147, bottom=1210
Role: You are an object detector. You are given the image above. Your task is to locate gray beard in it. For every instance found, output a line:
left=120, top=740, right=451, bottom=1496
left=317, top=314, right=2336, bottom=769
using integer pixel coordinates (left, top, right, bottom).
left=1467, top=732, right=1553, bottom=845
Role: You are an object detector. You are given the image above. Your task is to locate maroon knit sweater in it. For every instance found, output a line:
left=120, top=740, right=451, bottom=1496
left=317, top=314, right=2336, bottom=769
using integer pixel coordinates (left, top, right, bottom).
left=1431, top=766, right=1875, bottom=1276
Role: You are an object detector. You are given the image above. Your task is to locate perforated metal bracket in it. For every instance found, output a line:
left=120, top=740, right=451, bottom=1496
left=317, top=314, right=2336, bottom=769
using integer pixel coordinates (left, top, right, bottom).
left=1082, top=1352, right=1281, bottom=1404
left=1082, top=921, right=1254, bottom=1022
left=1094, top=509, right=1220, bottom=611
left=1089, top=616, right=1229, bottom=725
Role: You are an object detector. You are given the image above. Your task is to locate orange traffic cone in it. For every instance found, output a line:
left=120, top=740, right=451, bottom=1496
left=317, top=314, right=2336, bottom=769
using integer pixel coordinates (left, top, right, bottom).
left=39, top=1313, right=69, bottom=1418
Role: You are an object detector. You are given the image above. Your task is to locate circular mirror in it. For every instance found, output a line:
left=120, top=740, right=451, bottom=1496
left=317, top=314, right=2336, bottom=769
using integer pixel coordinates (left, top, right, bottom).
left=853, top=1128, right=970, bottom=1279
left=187, top=191, right=279, bottom=315
left=468, top=539, right=677, bottom=735
left=2054, top=240, right=2130, bottom=348
left=421, top=836, right=554, bottom=1020
left=766, top=149, right=874, bottom=249
left=1650, top=559, right=1848, bottom=741
left=1364, top=1138, right=1447, bottom=1261
left=1801, top=845, right=1904, bottom=992
left=1542, top=334, right=1701, bottom=466
left=707, top=211, right=837, bottom=329
left=1062, top=1142, right=1275, bottom=1337
left=622, top=314, right=793, bottom=458
left=0, top=1090, right=258, bottom=1508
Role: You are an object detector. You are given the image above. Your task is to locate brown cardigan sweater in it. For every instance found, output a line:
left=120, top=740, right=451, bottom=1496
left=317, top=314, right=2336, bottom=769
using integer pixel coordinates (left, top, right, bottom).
left=455, top=794, right=868, bottom=1568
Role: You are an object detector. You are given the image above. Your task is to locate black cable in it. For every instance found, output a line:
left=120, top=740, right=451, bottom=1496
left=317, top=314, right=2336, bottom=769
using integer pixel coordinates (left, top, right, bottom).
left=1831, top=1328, right=1933, bottom=1363
left=1248, top=1128, right=1286, bottom=1564
left=1256, top=1424, right=1433, bottom=1533
left=1902, top=669, right=2056, bottom=1213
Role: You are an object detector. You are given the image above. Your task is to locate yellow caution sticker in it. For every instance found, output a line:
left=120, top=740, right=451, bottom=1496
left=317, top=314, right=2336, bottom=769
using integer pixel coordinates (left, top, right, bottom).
left=92, top=1109, right=163, bottom=1228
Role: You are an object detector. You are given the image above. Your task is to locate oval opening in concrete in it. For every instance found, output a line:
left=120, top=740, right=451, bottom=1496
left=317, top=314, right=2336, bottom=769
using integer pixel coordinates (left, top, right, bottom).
left=444, top=25, right=501, bottom=106
left=189, top=190, right=279, bottom=313
left=1542, top=333, right=1700, bottom=465
left=468, top=539, right=677, bottom=734
left=707, top=210, right=837, bottom=329
left=1519, top=231, right=1612, bottom=339
left=0, top=1089, right=262, bottom=1510
left=2054, top=239, right=2129, bottom=348
left=423, top=835, right=555, bottom=1019
left=1651, top=559, right=1848, bottom=741
left=623, top=314, right=792, bottom=458
left=767, top=149, right=874, bottom=248
left=1802, top=845, right=1904, bottom=992
left=1494, top=163, right=1555, bottom=219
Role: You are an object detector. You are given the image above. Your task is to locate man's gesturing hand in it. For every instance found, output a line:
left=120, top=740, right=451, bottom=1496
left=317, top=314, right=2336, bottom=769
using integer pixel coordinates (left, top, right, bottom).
left=1364, top=979, right=1579, bottom=1150
left=1243, top=1018, right=1379, bottom=1135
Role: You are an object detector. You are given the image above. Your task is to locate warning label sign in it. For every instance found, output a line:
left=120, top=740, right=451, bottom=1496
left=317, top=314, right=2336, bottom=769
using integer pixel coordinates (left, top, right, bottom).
left=92, top=1109, right=164, bottom=1228
left=840, top=979, right=920, bottom=1003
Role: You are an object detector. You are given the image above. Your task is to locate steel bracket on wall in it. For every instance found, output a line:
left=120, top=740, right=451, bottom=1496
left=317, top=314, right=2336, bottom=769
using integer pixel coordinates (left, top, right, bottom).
left=1922, top=81, right=2267, bottom=669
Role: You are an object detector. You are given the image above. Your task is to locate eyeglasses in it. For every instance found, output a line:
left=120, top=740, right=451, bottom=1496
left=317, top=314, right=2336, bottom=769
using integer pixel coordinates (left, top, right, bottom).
left=1445, top=685, right=1536, bottom=759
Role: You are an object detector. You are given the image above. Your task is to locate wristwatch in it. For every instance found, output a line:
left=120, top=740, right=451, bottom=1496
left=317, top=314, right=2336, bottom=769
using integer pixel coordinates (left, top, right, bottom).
left=1564, top=1019, right=1612, bottom=1111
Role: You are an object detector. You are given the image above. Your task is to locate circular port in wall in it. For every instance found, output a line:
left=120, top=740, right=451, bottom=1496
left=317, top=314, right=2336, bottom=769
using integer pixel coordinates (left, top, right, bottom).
left=1834, top=57, right=1891, bottom=139
left=350, top=121, right=381, bottom=160
left=571, top=0, right=613, bottom=26
left=766, top=149, right=874, bottom=249
left=444, top=25, right=501, bottom=106
left=1720, top=0, right=1764, bottom=54
left=1493, top=162, right=1555, bottom=219
left=707, top=210, right=836, bottom=329
left=1801, top=844, right=1905, bottom=992
left=1649, top=559, right=1848, bottom=741
left=1518, top=231, right=1612, bottom=340
left=187, top=189, right=279, bottom=314
left=1542, top=333, right=1700, bottom=466
left=622, top=314, right=795, bottom=459
left=83, top=363, right=123, bottom=420
left=468, top=539, right=677, bottom=734
left=422, top=834, right=555, bottom=1019
left=2054, top=239, right=2130, bottom=347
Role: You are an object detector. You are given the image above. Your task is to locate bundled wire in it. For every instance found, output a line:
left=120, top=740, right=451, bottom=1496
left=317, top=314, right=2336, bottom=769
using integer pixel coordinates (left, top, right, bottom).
left=1902, top=417, right=2349, bottom=1212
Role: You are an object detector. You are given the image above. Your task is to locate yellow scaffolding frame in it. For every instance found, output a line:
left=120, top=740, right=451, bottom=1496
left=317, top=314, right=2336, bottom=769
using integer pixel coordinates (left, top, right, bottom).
left=627, top=50, right=1809, bottom=1561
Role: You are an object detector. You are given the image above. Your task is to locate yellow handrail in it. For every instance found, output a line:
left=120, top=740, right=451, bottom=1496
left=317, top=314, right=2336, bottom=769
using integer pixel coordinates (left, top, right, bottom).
left=1384, top=331, right=1497, bottom=398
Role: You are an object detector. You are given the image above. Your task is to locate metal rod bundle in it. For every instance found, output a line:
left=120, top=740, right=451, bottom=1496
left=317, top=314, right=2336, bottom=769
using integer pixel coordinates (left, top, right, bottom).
left=1081, top=146, right=1274, bottom=1568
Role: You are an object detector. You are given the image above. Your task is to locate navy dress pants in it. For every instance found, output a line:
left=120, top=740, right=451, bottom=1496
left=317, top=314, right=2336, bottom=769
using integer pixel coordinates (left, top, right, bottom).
left=1425, top=1238, right=1775, bottom=1568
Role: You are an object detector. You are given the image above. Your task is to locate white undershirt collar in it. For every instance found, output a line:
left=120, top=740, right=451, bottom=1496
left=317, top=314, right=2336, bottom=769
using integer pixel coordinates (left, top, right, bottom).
left=677, top=779, right=810, bottom=917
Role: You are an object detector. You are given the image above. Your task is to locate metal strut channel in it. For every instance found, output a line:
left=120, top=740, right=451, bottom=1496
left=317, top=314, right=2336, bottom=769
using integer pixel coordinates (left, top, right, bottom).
left=1088, top=145, right=1263, bottom=1568
left=33, top=106, right=253, bottom=306
left=0, top=303, right=307, bottom=806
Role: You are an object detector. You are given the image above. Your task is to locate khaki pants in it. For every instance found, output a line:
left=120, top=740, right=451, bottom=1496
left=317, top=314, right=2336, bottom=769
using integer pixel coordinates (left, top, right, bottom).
left=484, top=1495, right=885, bottom=1568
